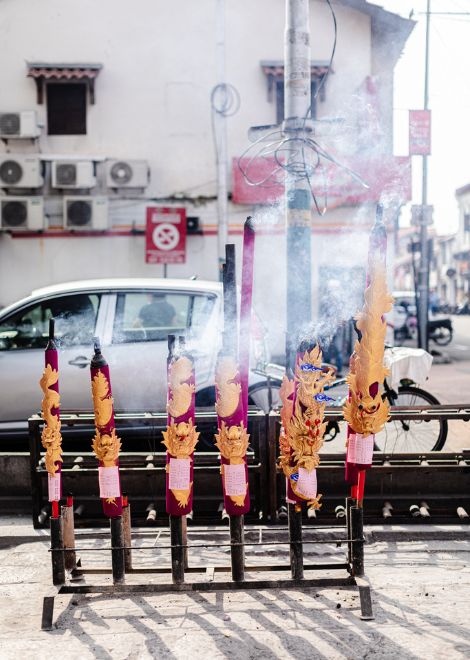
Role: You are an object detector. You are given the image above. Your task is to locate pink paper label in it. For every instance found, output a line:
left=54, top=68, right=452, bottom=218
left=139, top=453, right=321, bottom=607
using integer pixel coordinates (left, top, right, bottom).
left=48, top=473, right=61, bottom=502
left=224, top=463, right=247, bottom=497
left=169, top=458, right=191, bottom=490
left=98, top=466, right=121, bottom=498
left=347, top=434, right=374, bottom=464
left=296, top=468, right=317, bottom=499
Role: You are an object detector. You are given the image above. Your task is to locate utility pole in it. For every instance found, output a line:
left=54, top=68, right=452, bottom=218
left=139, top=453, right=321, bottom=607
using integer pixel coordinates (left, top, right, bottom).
left=284, top=0, right=312, bottom=369
left=417, top=0, right=431, bottom=351
left=215, top=0, right=228, bottom=278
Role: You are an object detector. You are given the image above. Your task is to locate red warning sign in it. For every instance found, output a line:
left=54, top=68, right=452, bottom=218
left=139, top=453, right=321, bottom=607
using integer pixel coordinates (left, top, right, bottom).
left=145, top=207, right=186, bottom=264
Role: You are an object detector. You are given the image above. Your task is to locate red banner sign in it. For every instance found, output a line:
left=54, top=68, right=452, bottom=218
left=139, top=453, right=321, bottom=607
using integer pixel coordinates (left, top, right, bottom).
left=232, top=156, right=411, bottom=207
left=409, top=110, right=431, bottom=155
left=146, top=207, right=186, bottom=264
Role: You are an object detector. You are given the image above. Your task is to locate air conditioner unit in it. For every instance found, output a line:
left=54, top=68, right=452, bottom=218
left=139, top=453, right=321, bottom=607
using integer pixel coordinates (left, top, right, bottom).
left=0, top=111, right=41, bottom=138
left=0, top=156, right=43, bottom=188
left=0, top=197, right=44, bottom=231
left=106, top=159, right=149, bottom=188
left=63, top=196, right=108, bottom=231
left=52, top=160, right=96, bottom=189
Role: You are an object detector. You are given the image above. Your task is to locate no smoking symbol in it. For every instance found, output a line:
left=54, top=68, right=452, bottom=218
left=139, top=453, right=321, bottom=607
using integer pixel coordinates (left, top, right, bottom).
left=152, top=223, right=180, bottom=251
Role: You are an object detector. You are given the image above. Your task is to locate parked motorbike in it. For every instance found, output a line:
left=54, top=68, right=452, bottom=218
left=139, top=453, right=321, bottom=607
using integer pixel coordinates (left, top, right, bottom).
left=456, top=301, right=470, bottom=315
left=393, top=303, right=453, bottom=346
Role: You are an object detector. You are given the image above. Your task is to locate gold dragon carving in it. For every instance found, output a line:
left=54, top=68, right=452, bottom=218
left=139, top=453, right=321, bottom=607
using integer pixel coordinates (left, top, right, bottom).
left=167, top=356, right=196, bottom=419
left=343, top=256, right=394, bottom=436
left=215, top=421, right=250, bottom=506
left=91, top=371, right=121, bottom=467
left=278, top=347, right=335, bottom=509
left=162, top=420, right=200, bottom=508
left=215, top=355, right=242, bottom=419
left=40, top=364, right=63, bottom=476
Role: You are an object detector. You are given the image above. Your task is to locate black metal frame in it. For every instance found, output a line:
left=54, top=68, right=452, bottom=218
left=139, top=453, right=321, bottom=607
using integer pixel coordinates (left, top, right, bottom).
left=30, top=407, right=470, bottom=527
left=41, top=499, right=374, bottom=630
left=29, top=409, right=269, bottom=528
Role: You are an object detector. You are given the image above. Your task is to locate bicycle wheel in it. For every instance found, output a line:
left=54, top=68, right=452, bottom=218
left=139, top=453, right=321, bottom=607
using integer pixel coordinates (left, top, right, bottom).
left=374, top=386, right=447, bottom=453
left=248, top=380, right=282, bottom=413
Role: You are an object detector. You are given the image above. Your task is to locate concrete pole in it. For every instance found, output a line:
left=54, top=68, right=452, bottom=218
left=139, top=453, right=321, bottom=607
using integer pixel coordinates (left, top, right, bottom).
left=284, top=0, right=312, bottom=369
left=216, top=0, right=228, bottom=278
left=417, top=0, right=431, bottom=351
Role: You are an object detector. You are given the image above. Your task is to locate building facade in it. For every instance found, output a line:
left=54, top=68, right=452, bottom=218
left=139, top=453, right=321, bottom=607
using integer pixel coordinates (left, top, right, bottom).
left=0, top=0, right=413, bottom=353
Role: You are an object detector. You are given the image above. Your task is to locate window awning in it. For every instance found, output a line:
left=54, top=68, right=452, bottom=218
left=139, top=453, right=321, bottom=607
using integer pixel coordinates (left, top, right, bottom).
left=260, top=60, right=332, bottom=102
left=27, top=62, right=102, bottom=104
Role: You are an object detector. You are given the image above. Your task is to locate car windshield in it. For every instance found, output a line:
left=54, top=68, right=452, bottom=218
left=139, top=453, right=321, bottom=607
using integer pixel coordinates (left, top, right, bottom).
left=0, top=293, right=100, bottom=350
left=112, top=291, right=216, bottom=343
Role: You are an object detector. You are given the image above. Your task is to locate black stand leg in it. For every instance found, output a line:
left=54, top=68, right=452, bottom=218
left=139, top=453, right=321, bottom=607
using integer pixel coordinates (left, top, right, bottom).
left=229, top=515, right=245, bottom=582
left=41, top=594, right=56, bottom=631
left=350, top=506, right=374, bottom=619
left=50, top=517, right=65, bottom=586
left=288, top=503, right=303, bottom=580
left=346, top=496, right=353, bottom=567
left=170, top=515, right=185, bottom=584
left=351, top=506, right=364, bottom=577
left=61, top=504, right=77, bottom=572
left=110, top=517, right=125, bottom=585
left=182, top=515, right=189, bottom=571
left=122, top=504, right=132, bottom=572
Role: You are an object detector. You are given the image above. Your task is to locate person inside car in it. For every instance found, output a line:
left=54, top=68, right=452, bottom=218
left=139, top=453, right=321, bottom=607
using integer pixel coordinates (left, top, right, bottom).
left=136, top=293, right=177, bottom=328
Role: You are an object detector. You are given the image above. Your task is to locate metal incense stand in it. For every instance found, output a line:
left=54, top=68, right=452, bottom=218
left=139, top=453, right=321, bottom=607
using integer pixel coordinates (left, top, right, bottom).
left=41, top=493, right=374, bottom=630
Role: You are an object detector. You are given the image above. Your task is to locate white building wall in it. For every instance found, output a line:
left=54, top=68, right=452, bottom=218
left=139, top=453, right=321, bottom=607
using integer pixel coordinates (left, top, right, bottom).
left=0, top=0, right=405, bottom=353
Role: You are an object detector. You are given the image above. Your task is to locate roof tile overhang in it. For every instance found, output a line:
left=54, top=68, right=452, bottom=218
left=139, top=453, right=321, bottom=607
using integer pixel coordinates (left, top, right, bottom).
left=27, top=62, right=102, bottom=104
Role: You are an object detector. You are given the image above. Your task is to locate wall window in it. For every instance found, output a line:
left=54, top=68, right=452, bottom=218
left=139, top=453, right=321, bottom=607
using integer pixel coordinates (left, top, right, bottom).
left=47, top=83, right=87, bottom=135
left=464, top=213, right=470, bottom=232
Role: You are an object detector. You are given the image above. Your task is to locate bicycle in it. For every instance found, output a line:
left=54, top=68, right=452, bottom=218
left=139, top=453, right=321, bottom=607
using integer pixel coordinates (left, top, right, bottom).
left=249, top=357, right=448, bottom=454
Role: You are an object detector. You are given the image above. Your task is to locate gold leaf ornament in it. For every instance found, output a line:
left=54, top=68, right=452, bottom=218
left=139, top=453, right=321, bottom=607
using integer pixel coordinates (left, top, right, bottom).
left=92, top=428, right=121, bottom=467
left=278, top=345, right=334, bottom=505
left=343, top=255, right=393, bottom=435
left=162, top=420, right=200, bottom=458
left=91, top=371, right=114, bottom=428
left=215, top=356, right=242, bottom=419
left=163, top=421, right=199, bottom=508
left=215, top=421, right=249, bottom=463
left=39, top=364, right=62, bottom=476
left=167, top=357, right=196, bottom=418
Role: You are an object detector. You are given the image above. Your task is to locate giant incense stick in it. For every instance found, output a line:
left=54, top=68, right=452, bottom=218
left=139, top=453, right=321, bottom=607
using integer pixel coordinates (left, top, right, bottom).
left=90, top=338, right=123, bottom=517
left=215, top=244, right=250, bottom=516
left=163, top=335, right=199, bottom=516
left=239, top=216, right=255, bottom=423
left=279, top=345, right=335, bottom=510
left=343, top=205, right=393, bottom=505
left=40, top=319, right=63, bottom=518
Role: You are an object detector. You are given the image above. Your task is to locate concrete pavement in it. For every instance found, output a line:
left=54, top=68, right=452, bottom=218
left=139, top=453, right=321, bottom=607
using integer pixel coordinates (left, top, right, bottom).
left=0, top=518, right=469, bottom=659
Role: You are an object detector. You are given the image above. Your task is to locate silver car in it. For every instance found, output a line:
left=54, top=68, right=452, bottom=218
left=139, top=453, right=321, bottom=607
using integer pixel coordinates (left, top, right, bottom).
left=0, top=278, right=276, bottom=443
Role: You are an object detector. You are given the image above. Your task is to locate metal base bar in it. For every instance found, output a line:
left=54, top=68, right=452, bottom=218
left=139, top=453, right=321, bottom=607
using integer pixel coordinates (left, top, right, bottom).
left=58, top=576, right=356, bottom=595
left=68, top=561, right=351, bottom=576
